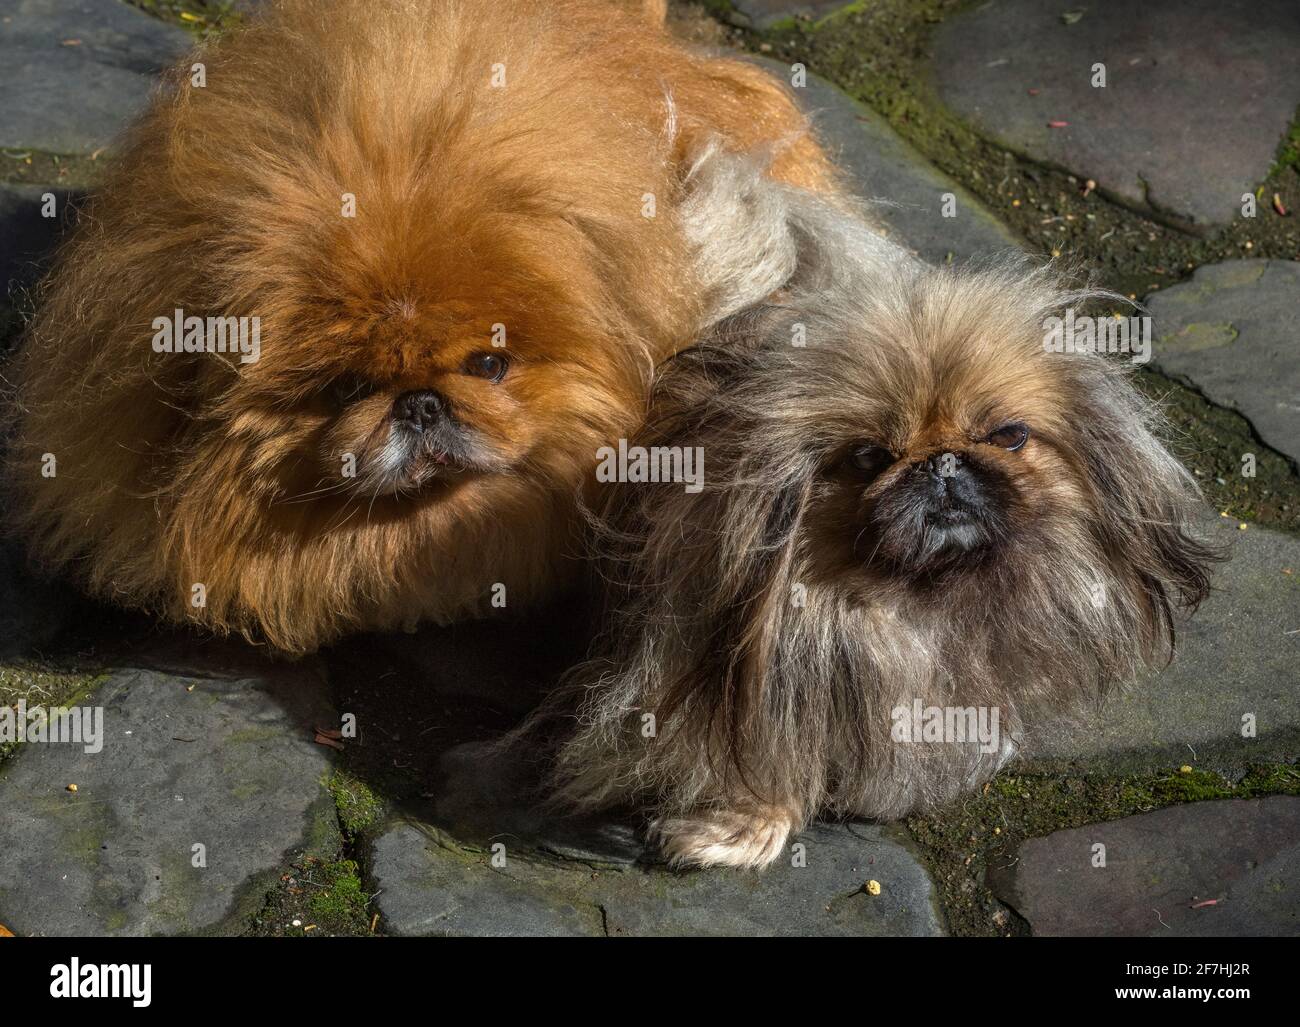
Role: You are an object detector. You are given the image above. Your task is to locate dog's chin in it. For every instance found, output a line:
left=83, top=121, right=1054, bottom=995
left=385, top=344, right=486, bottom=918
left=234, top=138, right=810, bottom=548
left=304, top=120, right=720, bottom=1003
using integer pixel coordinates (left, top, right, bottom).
left=860, top=506, right=1002, bottom=580
left=346, top=424, right=513, bottom=499
left=921, top=510, right=991, bottom=555
left=373, top=454, right=471, bottom=497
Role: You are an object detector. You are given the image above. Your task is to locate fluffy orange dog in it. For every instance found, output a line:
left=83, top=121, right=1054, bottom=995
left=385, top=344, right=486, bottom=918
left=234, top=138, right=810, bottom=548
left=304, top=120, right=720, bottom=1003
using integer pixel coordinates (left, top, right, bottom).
left=6, top=0, right=835, bottom=652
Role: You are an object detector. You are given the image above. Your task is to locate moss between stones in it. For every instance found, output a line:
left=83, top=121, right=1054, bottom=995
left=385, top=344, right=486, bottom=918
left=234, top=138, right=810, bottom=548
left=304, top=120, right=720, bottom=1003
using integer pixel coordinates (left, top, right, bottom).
left=327, top=769, right=385, bottom=840
left=246, top=854, right=373, bottom=937
left=123, top=0, right=241, bottom=37
left=1270, top=105, right=1300, bottom=179
left=242, top=771, right=381, bottom=937
left=1132, top=368, right=1299, bottom=533
left=305, top=859, right=369, bottom=925
left=1, top=148, right=101, bottom=189
left=905, top=762, right=1300, bottom=936
left=0, top=667, right=109, bottom=767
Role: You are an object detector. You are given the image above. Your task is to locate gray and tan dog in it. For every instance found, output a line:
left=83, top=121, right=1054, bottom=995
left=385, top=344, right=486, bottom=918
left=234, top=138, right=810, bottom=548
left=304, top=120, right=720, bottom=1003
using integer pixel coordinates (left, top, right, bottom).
left=532, top=148, right=1217, bottom=868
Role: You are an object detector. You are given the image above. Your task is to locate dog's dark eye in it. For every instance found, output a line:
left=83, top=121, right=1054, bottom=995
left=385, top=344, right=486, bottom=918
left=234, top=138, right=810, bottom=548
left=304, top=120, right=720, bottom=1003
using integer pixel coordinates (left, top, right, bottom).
left=986, top=423, right=1030, bottom=451
left=328, top=374, right=377, bottom=407
left=464, top=351, right=508, bottom=383
left=847, top=444, right=894, bottom=480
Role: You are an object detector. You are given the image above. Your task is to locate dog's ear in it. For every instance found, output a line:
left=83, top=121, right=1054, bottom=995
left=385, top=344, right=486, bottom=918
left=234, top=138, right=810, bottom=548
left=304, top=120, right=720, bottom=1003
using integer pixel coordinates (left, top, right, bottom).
left=679, top=143, right=908, bottom=329
left=1071, top=362, right=1220, bottom=655
left=679, top=143, right=801, bottom=327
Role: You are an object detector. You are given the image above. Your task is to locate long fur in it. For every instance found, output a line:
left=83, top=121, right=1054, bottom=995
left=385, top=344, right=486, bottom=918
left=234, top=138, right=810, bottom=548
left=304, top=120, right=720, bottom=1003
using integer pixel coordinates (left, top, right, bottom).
left=534, top=150, right=1219, bottom=864
left=3, top=0, right=838, bottom=653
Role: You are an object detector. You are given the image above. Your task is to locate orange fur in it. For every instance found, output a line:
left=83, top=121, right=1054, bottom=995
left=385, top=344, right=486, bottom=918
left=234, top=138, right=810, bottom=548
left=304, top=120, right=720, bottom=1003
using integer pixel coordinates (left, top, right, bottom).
left=6, top=0, right=836, bottom=653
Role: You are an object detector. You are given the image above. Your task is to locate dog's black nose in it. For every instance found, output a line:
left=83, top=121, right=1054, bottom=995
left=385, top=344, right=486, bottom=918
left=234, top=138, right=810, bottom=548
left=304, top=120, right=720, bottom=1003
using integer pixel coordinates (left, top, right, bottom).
left=923, top=452, right=985, bottom=508
left=926, top=452, right=962, bottom=478
left=392, top=390, right=446, bottom=430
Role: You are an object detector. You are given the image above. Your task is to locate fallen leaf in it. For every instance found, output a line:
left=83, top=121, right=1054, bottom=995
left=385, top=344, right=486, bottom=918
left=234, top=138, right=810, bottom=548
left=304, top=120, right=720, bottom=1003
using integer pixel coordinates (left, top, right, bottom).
left=313, top=731, right=345, bottom=751
left=1027, top=88, right=1041, bottom=96
left=1061, top=10, right=1085, bottom=25
left=1191, top=899, right=1219, bottom=909
left=865, top=880, right=882, bottom=896
left=1048, top=120, right=1070, bottom=128
left=1274, top=193, right=1289, bottom=216
left=315, top=726, right=344, bottom=740
left=0, top=924, right=14, bottom=937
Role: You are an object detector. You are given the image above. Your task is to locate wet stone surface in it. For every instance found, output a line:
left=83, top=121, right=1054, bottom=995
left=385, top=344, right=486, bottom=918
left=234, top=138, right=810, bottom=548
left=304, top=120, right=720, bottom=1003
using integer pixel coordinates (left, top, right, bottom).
left=0, top=0, right=191, bottom=156
left=932, top=0, right=1300, bottom=229
left=1146, top=260, right=1300, bottom=467
left=987, top=797, right=1300, bottom=936
left=0, top=643, right=341, bottom=936
left=1019, top=514, right=1300, bottom=777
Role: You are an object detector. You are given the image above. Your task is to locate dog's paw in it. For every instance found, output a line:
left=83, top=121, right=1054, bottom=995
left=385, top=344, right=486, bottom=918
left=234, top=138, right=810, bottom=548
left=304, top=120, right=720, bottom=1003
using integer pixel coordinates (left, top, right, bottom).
left=650, top=806, right=797, bottom=870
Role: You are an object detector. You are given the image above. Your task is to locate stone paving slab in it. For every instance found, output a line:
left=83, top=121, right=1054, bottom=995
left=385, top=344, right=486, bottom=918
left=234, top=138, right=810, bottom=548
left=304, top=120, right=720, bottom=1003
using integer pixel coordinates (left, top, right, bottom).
left=1021, top=514, right=1300, bottom=776
left=757, top=57, right=1022, bottom=263
left=1146, top=260, right=1300, bottom=468
left=987, top=797, right=1300, bottom=936
left=932, top=0, right=1300, bottom=229
left=0, top=0, right=191, bottom=155
left=371, top=811, right=944, bottom=937
left=0, top=645, right=341, bottom=936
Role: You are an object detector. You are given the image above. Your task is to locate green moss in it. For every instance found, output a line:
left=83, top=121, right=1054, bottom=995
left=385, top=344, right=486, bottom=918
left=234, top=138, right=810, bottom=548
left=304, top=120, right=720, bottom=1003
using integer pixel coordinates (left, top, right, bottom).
left=304, top=859, right=369, bottom=929
left=1270, top=106, right=1300, bottom=178
left=327, top=769, right=385, bottom=840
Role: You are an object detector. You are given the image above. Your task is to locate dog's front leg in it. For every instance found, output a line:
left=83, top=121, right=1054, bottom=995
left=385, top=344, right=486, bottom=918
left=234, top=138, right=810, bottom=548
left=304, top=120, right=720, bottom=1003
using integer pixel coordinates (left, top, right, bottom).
left=649, top=802, right=802, bottom=870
